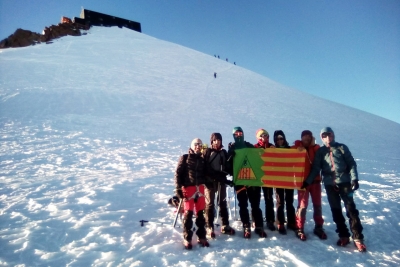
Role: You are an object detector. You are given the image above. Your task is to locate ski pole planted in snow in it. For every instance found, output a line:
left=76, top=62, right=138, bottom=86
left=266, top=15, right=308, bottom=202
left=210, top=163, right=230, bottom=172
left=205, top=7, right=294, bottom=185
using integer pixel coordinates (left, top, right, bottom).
left=234, top=188, right=237, bottom=220
left=216, top=182, right=221, bottom=222
left=226, top=186, right=232, bottom=219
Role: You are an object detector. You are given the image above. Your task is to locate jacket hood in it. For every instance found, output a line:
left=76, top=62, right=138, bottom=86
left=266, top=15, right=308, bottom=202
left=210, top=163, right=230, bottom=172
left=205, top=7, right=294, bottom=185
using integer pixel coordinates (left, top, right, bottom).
left=232, top=126, right=244, bottom=147
left=273, top=130, right=289, bottom=147
left=320, top=127, right=334, bottom=135
left=320, top=127, right=336, bottom=146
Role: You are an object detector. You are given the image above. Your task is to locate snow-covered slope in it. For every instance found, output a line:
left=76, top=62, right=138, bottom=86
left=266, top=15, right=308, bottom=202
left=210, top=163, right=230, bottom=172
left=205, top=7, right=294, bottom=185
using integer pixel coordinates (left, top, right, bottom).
left=1, top=27, right=399, bottom=266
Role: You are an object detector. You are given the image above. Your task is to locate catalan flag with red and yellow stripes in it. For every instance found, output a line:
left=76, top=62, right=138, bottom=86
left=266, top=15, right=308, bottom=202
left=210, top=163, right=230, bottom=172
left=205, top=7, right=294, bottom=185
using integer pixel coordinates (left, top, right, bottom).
left=233, top=148, right=306, bottom=189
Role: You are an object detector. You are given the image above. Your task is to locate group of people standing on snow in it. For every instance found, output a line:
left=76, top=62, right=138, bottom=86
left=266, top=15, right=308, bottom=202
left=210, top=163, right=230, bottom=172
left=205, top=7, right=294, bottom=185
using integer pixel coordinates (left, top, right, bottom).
left=173, top=126, right=366, bottom=252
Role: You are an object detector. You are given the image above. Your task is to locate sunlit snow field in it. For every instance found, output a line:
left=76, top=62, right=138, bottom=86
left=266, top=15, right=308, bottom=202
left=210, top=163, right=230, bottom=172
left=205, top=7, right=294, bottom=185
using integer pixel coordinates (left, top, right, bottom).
left=1, top=27, right=400, bottom=266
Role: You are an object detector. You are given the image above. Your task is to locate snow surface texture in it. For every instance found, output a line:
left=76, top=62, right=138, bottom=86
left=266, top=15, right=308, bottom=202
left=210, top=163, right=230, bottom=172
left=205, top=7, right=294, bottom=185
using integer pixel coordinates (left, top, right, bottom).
left=1, top=27, right=400, bottom=266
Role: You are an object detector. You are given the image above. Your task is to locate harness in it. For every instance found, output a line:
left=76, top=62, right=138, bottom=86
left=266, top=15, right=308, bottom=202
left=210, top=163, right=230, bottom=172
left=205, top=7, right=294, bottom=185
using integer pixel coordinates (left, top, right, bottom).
left=186, top=185, right=205, bottom=203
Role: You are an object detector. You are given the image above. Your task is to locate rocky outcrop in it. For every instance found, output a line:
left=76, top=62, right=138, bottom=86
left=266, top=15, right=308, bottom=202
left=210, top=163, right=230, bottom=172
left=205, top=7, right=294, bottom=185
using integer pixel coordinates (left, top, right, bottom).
left=0, top=29, right=42, bottom=48
left=0, top=22, right=90, bottom=49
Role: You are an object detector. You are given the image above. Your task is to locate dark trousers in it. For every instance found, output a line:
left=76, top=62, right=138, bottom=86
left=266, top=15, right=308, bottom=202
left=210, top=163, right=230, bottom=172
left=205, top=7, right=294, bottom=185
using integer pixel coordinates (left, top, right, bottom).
left=262, top=187, right=275, bottom=223
left=235, top=185, right=263, bottom=228
left=275, top=188, right=296, bottom=225
left=183, top=210, right=206, bottom=242
left=205, top=181, right=230, bottom=227
left=325, top=183, right=364, bottom=240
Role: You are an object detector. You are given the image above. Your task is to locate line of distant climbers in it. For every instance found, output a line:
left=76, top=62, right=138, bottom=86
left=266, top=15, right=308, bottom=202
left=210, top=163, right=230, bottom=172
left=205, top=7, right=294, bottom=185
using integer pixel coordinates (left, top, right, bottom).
left=213, top=55, right=237, bottom=79
left=214, top=55, right=236, bottom=65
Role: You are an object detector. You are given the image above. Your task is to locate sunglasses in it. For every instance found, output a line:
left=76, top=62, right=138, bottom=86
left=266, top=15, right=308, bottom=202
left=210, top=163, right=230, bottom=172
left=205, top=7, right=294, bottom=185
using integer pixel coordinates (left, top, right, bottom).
left=260, top=134, right=269, bottom=138
left=321, top=132, right=332, bottom=138
left=194, top=143, right=203, bottom=146
left=277, top=138, right=284, bottom=141
left=234, top=131, right=243, bottom=137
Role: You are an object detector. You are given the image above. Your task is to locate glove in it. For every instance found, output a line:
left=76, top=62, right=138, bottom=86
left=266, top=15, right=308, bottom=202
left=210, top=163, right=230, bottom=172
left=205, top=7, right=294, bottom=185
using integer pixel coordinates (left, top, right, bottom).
left=225, top=179, right=235, bottom=187
left=351, top=180, right=359, bottom=191
left=300, top=181, right=309, bottom=189
left=175, top=188, right=184, bottom=199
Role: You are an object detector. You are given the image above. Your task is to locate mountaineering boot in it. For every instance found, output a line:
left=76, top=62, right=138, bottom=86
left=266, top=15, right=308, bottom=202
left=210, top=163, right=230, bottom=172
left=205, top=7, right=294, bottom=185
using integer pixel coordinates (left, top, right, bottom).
left=206, top=227, right=216, bottom=239
left=278, top=224, right=287, bottom=235
left=336, top=237, right=350, bottom=247
left=314, top=225, right=327, bottom=240
left=296, top=229, right=307, bottom=241
left=354, top=239, right=367, bottom=252
left=243, top=224, right=251, bottom=239
left=197, top=238, right=210, bottom=247
left=267, top=222, right=276, bottom=231
left=183, top=240, right=192, bottom=250
left=255, top=227, right=267, bottom=238
left=221, top=225, right=236, bottom=235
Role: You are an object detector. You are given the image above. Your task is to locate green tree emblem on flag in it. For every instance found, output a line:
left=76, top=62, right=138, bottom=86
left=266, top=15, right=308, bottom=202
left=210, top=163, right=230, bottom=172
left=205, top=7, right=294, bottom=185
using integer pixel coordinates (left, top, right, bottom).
left=237, top=156, right=256, bottom=180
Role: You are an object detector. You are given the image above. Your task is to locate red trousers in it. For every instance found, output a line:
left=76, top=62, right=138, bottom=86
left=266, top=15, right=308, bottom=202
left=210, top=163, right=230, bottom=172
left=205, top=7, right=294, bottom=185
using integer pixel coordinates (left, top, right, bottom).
left=182, top=185, right=205, bottom=213
left=296, top=182, right=324, bottom=229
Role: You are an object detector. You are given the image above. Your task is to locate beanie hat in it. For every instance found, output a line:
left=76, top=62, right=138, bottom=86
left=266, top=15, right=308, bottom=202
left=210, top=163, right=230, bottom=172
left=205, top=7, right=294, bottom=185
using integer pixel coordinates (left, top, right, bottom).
left=190, top=138, right=203, bottom=151
left=210, top=132, right=222, bottom=144
left=301, top=130, right=313, bottom=138
left=256, top=128, right=269, bottom=139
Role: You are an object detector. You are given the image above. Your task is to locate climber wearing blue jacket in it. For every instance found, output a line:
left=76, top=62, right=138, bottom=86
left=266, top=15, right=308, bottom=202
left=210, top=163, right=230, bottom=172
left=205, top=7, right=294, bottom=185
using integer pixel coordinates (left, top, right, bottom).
left=302, top=127, right=366, bottom=252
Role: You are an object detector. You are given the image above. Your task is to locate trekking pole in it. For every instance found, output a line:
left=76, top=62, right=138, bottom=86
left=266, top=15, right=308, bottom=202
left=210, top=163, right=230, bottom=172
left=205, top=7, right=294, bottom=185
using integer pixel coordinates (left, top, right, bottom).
left=226, top=185, right=232, bottom=219
left=216, top=182, right=221, bottom=222
left=173, top=198, right=183, bottom=228
left=234, top=187, right=237, bottom=221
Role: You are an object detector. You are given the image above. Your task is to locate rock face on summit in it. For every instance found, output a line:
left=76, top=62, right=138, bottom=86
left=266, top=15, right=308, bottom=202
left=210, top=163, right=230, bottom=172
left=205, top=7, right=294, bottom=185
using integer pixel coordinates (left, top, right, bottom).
left=0, top=29, right=42, bottom=48
left=0, top=23, right=89, bottom=49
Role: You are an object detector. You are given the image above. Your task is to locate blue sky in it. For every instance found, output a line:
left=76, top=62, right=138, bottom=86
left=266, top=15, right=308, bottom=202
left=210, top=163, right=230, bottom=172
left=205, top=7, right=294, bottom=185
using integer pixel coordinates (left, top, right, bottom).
left=1, top=0, right=399, bottom=123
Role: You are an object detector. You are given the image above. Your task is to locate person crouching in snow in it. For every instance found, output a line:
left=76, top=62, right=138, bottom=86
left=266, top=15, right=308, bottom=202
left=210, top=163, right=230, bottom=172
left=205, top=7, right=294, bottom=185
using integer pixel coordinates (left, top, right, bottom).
left=203, top=133, right=236, bottom=238
left=273, top=130, right=296, bottom=234
left=174, top=138, right=208, bottom=249
left=301, top=127, right=366, bottom=252
left=292, top=130, right=326, bottom=241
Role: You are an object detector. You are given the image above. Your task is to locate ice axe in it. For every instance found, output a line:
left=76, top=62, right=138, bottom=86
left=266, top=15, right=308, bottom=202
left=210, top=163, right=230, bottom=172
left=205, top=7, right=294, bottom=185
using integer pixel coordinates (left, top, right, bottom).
left=173, top=198, right=183, bottom=228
